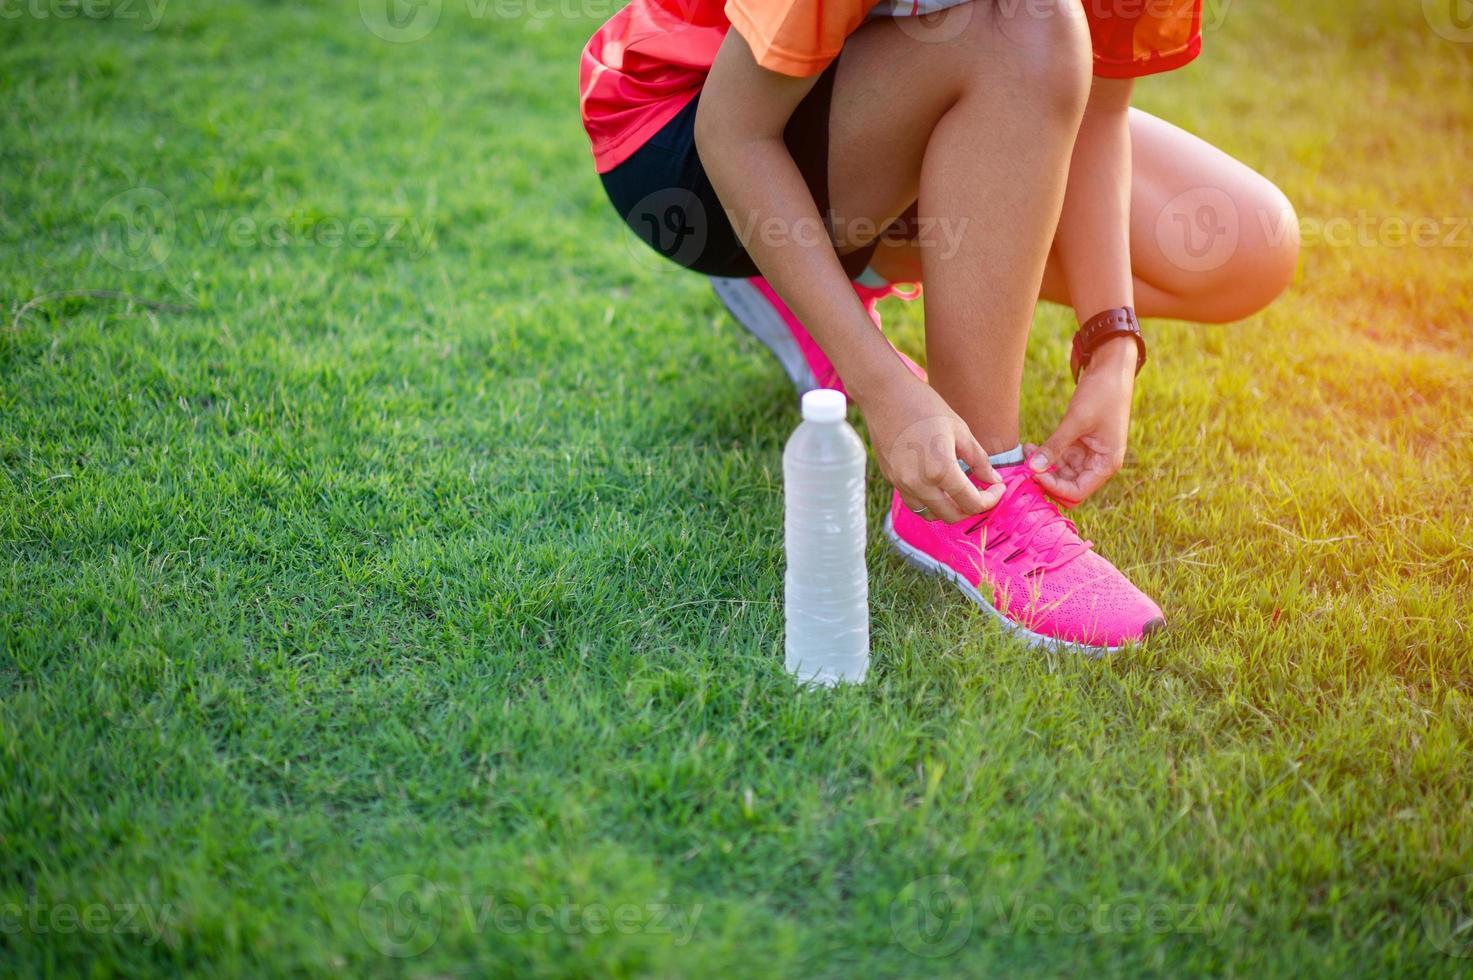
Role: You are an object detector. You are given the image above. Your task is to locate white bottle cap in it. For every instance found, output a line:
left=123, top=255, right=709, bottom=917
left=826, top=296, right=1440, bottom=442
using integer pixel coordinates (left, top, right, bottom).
left=800, top=388, right=846, bottom=423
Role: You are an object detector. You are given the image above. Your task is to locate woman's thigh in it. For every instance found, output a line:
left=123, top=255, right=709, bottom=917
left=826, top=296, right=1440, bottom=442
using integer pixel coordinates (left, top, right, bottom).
left=823, top=0, right=1090, bottom=254
left=1100, top=108, right=1300, bottom=322
left=871, top=107, right=1301, bottom=322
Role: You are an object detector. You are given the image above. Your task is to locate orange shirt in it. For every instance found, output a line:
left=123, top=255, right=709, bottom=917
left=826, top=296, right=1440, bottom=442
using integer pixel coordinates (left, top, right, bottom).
left=580, top=0, right=1202, bottom=173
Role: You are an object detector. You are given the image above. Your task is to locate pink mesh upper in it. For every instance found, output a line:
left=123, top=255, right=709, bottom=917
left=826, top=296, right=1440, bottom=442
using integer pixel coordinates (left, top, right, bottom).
left=890, top=464, right=1162, bottom=647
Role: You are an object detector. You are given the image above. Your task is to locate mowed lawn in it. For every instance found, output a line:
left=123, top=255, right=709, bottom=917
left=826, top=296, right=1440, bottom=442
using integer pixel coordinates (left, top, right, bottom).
left=2, top=0, right=1471, bottom=975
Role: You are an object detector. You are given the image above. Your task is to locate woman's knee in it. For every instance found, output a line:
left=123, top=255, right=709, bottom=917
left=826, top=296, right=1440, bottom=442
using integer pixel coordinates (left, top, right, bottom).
left=963, top=0, right=1090, bottom=123
left=1251, top=180, right=1301, bottom=301
left=1220, top=177, right=1300, bottom=318
left=1153, top=170, right=1300, bottom=322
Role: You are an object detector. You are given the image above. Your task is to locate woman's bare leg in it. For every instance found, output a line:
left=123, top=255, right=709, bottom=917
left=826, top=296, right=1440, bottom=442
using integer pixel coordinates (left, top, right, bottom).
left=818, top=2, right=1092, bottom=453
left=869, top=108, right=1302, bottom=323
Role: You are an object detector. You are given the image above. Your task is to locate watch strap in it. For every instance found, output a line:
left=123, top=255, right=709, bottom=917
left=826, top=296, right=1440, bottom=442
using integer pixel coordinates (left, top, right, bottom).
left=1071, top=306, right=1145, bottom=382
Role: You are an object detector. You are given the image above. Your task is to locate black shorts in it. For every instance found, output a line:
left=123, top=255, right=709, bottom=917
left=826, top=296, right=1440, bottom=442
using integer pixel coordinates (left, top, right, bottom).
left=600, top=60, right=915, bottom=280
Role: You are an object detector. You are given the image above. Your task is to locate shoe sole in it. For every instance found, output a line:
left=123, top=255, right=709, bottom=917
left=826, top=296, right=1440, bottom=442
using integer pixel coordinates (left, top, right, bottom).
left=710, top=276, right=818, bottom=394
left=882, top=512, right=1128, bottom=657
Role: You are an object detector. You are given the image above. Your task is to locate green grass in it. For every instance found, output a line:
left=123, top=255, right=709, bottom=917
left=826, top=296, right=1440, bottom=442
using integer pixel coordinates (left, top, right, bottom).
left=2, top=0, right=1471, bottom=975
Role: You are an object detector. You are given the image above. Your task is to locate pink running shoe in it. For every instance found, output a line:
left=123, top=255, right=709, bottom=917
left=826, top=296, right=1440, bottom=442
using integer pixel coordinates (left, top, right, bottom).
left=884, top=463, right=1166, bottom=653
left=710, top=275, right=925, bottom=395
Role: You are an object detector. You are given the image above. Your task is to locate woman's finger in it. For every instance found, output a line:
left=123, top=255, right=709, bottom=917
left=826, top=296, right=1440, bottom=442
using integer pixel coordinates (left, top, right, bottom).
left=936, top=444, right=988, bottom=515
left=1033, top=468, right=1086, bottom=507
left=938, top=460, right=1001, bottom=517
left=1072, top=465, right=1112, bottom=500
left=898, top=481, right=961, bottom=523
left=911, top=481, right=965, bottom=524
left=897, top=491, right=937, bottom=519
left=953, top=429, right=1000, bottom=489
left=897, top=491, right=923, bottom=513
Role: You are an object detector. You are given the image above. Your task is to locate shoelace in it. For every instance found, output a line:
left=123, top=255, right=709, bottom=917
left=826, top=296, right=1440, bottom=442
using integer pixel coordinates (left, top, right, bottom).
left=854, top=281, right=921, bottom=310
left=964, top=471, right=1093, bottom=573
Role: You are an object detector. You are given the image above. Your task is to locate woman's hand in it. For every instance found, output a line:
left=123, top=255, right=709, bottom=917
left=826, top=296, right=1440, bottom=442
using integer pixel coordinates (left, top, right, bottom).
left=1026, top=337, right=1138, bottom=505
left=856, top=372, right=1004, bottom=524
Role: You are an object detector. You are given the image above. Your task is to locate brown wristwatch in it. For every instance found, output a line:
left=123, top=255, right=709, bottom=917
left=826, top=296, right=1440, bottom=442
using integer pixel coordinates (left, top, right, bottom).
left=1071, top=306, right=1146, bottom=382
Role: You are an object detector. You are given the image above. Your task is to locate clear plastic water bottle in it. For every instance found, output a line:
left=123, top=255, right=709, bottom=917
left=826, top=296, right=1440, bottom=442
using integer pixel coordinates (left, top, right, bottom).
left=783, top=388, right=869, bottom=685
